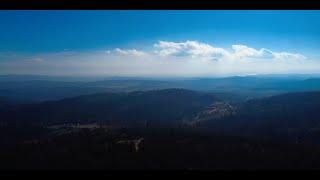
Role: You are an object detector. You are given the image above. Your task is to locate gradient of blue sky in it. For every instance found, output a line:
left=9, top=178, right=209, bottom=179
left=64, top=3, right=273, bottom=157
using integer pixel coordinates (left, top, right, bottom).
left=1, top=10, right=320, bottom=76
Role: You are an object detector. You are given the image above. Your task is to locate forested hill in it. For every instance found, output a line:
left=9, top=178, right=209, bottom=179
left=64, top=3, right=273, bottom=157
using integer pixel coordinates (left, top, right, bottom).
left=0, top=89, right=219, bottom=126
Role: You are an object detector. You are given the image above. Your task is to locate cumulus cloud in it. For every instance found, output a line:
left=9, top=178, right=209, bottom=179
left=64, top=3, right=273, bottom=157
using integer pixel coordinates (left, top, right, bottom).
left=231, top=44, right=305, bottom=61
left=154, top=41, right=228, bottom=60
left=273, top=52, right=306, bottom=61
left=114, top=48, right=146, bottom=56
left=232, top=45, right=264, bottom=58
left=0, top=40, right=313, bottom=77
left=153, top=41, right=306, bottom=61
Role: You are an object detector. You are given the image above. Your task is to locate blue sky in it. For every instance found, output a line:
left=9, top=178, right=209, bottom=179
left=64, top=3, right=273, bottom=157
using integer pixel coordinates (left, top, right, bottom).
left=1, top=10, right=320, bottom=76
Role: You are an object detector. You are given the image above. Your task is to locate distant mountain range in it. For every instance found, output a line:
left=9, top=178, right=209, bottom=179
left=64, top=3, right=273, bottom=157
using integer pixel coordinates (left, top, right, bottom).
left=1, top=75, right=320, bottom=103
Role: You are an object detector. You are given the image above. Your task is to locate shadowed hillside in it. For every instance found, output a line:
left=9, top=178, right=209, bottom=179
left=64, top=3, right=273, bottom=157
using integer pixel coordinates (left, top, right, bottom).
left=199, top=91, right=320, bottom=146
left=0, top=89, right=219, bottom=127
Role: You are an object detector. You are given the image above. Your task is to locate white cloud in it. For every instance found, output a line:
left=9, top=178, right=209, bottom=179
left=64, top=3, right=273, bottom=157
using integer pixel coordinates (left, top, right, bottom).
left=273, top=52, right=306, bottom=61
left=114, top=48, right=146, bottom=56
left=0, top=40, right=313, bottom=77
left=154, top=41, right=306, bottom=61
left=154, top=41, right=228, bottom=60
left=232, top=45, right=263, bottom=58
left=231, top=44, right=305, bottom=61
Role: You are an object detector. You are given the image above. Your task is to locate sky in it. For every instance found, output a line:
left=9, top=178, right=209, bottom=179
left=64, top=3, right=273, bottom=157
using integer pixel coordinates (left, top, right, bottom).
left=1, top=10, right=320, bottom=77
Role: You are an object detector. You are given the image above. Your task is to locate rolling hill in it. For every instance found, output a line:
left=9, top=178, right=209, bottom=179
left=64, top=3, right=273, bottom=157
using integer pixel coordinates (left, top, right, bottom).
left=199, top=91, right=320, bottom=145
left=0, top=89, right=219, bottom=127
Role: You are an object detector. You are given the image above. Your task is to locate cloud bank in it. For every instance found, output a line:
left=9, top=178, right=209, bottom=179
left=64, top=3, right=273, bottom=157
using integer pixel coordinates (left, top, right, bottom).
left=152, top=41, right=306, bottom=61
left=0, top=40, right=316, bottom=77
